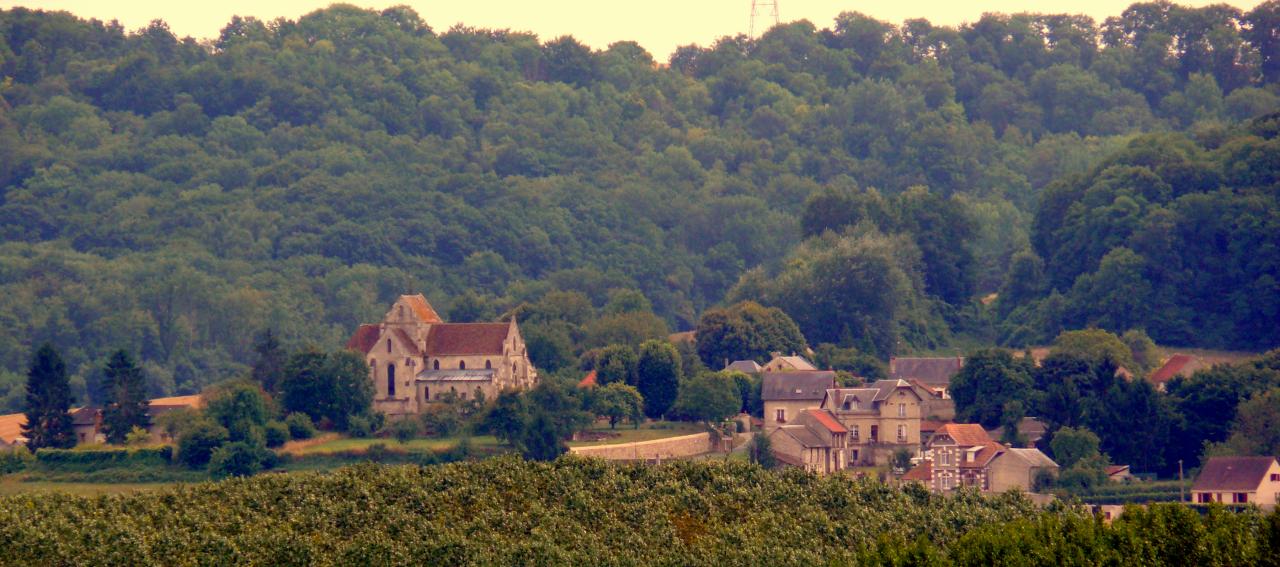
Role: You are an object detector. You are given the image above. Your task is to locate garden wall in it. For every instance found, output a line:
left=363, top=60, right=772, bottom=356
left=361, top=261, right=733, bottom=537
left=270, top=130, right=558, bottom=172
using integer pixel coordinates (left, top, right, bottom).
left=569, top=432, right=717, bottom=461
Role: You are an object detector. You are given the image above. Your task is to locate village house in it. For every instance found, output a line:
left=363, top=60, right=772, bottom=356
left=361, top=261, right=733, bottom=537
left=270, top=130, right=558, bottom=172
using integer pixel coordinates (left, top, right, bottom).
left=0, top=394, right=204, bottom=448
left=768, top=409, right=849, bottom=475
left=1148, top=354, right=1207, bottom=392
left=1106, top=465, right=1135, bottom=483
left=347, top=294, right=538, bottom=417
left=889, top=356, right=964, bottom=398
left=1191, top=456, right=1280, bottom=510
left=820, top=379, right=931, bottom=465
left=902, top=423, right=1058, bottom=493
left=761, top=371, right=836, bottom=432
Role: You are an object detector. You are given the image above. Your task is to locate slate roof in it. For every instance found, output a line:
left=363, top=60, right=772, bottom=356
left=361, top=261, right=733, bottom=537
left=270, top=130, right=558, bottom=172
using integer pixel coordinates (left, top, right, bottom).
left=769, top=356, right=817, bottom=371
left=805, top=409, right=848, bottom=434
left=1192, top=456, right=1279, bottom=492
left=761, top=371, right=836, bottom=401
left=346, top=324, right=380, bottom=353
left=871, top=379, right=917, bottom=401
left=416, top=369, right=497, bottom=382
left=725, top=360, right=762, bottom=373
left=933, top=423, right=993, bottom=447
left=1006, top=448, right=1058, bottom=469
left=425, top=323, right=510, bottom=355
left=890, top=357, right=964, bottom=386
left=70, top=406, right=100, bottom=426
left=777, top=425, right=829, bottom=448
left=824, top=388, right=880, bottom=410
left=400, top=294, right=444, bottom=323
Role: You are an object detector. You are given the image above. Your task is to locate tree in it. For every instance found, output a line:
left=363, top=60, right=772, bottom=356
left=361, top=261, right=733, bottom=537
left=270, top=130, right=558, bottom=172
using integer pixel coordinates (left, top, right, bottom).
left=1050, top=329, right=1137, bottom=372
left=281, top=349, right=374, bottom=430
left=636, top=340, right=681, bottom=418
left=1049, top=426, right=1101, bottom=469
left=672, top=371, right=741, bottom=423
left=595, top=344, right=638, bottom=386
left=251, top=329, right=288, bottom=395
left=480, top=390, right=530, bottom=446
left=100, top=350, right=150, bottom=444
left=177, top=419, right=230, bottom=469
left=695, top=301, right=807, bottom=368
left=748, top=432, right=776, bottom=469
left=521, top=410, right=566, bottom=461
left=593, top=382, right=644, bottom=429
left=21, top=344, right=75, bottom=450
left=949, top=349, right=1034, bottom=428
left=890, top=448, right=914, bottom=475
left=203, top=380, right=269, bottom=443
left=208, top=441, right=271, bottom=478
left=1217, top=388, right=1280, bottom=457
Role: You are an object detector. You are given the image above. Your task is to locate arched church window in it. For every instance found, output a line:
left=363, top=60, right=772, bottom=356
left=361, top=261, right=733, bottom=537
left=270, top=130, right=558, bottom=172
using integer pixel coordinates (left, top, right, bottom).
left=433, top=360, right=440, bottom=370
left=387, top=364, right=396, bottom=397
left=485, top=360, right=492, bottom=369
left=460, top=360, right=466, bottom=370
left=386, top=339, right=392, bottom=353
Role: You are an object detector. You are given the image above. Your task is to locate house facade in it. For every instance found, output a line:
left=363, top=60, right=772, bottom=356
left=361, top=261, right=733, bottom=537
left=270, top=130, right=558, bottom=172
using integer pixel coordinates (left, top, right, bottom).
left=820, top=379, right=928, bottom=466
left=768, top=409, right=849, bottom=475
left=347, top=294, right=538, bottom=417
left=1192, top=456, right=1280, bottom=510
left=761, top=371, right=836, bottom=432
left=902, top=423, right=1056, bottom=493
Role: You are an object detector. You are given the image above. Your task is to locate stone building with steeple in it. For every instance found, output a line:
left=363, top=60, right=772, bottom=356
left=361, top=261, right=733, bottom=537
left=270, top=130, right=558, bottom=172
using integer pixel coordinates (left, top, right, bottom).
left=346, top=294, right=538, bottom=417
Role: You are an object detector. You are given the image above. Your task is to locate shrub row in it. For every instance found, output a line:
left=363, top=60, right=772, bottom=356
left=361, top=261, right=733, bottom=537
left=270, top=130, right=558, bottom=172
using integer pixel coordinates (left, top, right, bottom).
left=34, top=447, right=172, bottom=471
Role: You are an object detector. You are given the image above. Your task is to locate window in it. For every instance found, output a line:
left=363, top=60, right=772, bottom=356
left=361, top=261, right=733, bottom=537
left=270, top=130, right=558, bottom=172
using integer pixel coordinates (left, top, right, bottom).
left=870, top=425, right=878, bottom=442
left=424, top=386, right=430, bottom=400
left=1234, top=493, right=1249, bottom=503
left=1198, top=493, right=1211, bottom=503
left=897, top=424, right=907, bottom=442
left=433, top=360, right=440, bottom=370
left=940, top=451, right=951, bottom=466
left=460, top=360, right=466, bottom=370
left=1272, top=473, right=1280, bottom=481
left=897, top=403, right=906, bottom=417
left=776, top=409, right=785, bottom=423
left=485, top=360, right=492, bottom=369
left=387, top=364, right=396, bottom=397
left=842, top=397, right=851, bottom=410
left=851, top=425, right=859, bottom=440
left=398, top=305, right=404, bottom=318
left=386, top=339, right=392, bottom=353
left=849, top=450, right=859, bottom=464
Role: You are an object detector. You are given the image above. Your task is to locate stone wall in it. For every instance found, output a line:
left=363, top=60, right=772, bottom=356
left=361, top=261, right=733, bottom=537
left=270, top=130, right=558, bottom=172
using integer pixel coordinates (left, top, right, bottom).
left=568, top=431, right=717, bottom=461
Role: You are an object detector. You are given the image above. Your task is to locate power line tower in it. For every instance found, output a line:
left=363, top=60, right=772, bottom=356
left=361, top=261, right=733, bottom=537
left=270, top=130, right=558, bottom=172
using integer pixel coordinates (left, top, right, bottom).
left=749, top=0, right=779, bottom=38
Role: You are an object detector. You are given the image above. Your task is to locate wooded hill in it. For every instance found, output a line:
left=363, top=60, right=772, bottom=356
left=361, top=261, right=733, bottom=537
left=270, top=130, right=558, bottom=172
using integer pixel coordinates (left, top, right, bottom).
left=0, top=2, right=1277, bottom=406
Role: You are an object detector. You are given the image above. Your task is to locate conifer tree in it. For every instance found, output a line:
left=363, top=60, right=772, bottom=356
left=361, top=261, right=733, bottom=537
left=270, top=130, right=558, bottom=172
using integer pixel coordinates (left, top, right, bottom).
left=101, top=350, right=150, bottom=444
left=21, top=343, right=76, bottom=450
left=251, top=329, right=288, bottom=395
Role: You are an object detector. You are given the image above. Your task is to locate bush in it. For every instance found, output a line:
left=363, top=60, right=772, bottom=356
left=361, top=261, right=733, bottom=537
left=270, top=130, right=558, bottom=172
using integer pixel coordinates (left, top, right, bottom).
left=264, top=421, right=290, bottom=448
left=208, top=442, right=271, bottom=478
left=35, top=447, right=172, bottom=471
left=347, top=415, right=374, bottom=438
left=0, top=447, right=35, bottom=474
left=177, top=421, right=230, bottom=469
left=125, top=426, right=151, bottom=446
left=365, top=443, right=389, bottom=463
left=285, top=412, right=316, bottom=440
left=391, top=419, right=419, bottom=444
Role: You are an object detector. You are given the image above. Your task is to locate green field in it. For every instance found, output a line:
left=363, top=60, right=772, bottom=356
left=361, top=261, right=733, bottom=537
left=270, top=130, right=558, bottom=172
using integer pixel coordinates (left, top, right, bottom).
left=567, top=421, right=706, bottom=447
left=0, top=476, right=182, bottom=496
left=282, top=435, right=502, bottom=456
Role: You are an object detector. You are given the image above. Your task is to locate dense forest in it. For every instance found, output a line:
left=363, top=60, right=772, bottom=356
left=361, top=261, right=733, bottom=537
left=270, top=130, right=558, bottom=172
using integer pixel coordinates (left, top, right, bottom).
left=0, top=2, right=1278, bottom=406
left=3, top=458, right=1279, bottom=565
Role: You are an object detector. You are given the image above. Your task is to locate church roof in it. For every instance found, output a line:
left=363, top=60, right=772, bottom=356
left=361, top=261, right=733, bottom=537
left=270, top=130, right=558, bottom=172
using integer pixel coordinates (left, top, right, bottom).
left=401, top=294, right=444, bottom=323
left=425, top=323, right=510, bottom=355
left=346, top=324, right=380, bottom=353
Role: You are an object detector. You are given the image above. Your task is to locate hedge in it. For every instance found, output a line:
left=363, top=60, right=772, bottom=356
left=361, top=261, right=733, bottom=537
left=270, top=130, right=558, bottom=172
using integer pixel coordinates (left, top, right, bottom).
left=34, top=447, right=173, bottom=471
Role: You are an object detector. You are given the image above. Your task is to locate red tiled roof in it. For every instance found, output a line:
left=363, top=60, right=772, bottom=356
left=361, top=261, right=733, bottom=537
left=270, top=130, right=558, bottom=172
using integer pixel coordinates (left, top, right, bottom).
left=578, top=370, right=598, bottom=388
left=0, top=412, right=27, bottom=444
left=346, top=324, right=380, bottom=353
left=1192, top=456, right=1278, bottom=492
left=960, top=441, right=1005, bottom=468
left=402, top=294, right=444, bottom=323
left=921, top=420, right=950, bottom=432
left=902, top=460, right=931, bottom=482
left=1150, top=354, right=1195, bottom=384
left=148, top=395, right=203, bottom=409
left=425, top=323, right=509, bottom=355
left=805, top=409, right=848, bottom=434
left=935, top=423, right=993, bottom=446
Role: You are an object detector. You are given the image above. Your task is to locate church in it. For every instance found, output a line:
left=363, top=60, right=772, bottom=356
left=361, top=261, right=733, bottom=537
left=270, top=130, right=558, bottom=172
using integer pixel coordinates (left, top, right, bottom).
left=346, top=295, right=538, bottom=417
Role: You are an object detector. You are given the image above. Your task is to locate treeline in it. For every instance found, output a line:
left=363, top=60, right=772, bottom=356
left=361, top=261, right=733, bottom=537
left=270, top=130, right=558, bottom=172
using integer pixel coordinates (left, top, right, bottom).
left=1, top=458, right=1278, bottom=565
left=0, top=3, right=1278, bottom=406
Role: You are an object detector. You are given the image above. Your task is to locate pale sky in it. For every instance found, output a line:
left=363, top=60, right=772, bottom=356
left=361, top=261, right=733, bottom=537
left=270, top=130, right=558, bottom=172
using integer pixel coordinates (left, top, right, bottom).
left=0, top=1, right=1266, bottom=59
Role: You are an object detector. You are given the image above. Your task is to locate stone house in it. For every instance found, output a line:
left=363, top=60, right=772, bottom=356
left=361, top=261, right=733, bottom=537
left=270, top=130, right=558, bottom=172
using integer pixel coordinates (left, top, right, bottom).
left=1192, top=456, right=1280, bottom=510
left=911, top=424, right=1005, bottom=491
left=70, top=406, right=103, bottom=445
left=820, top=379, right=929, bottom=466
left=988, top=447, right=1059, bottom=492
left=347, top=294, right=538, bottom=417
left=761, top=371, right=836, bottom=432
left=768, top=409, right=849, bottom=475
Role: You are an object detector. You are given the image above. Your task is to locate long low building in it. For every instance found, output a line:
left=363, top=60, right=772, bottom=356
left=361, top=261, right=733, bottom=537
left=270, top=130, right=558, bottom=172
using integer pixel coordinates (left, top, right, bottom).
left=0, top=394, right=204, bottom=447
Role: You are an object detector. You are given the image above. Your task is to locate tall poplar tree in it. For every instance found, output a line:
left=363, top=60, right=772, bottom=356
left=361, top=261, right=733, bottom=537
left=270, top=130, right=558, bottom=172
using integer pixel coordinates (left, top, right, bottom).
left=101, top=350, right=150, bottom=444
left=21, top=343, right=75, bottom=450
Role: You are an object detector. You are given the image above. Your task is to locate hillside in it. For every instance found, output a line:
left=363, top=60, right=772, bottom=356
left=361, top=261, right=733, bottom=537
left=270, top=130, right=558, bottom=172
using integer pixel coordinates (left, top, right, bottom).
left=0, top=3, right=1278, bottom=405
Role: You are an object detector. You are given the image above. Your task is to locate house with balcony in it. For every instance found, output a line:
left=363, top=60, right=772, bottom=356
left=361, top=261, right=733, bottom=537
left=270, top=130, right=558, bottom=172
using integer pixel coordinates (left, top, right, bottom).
left=819, top=379, right=930, bottom=465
